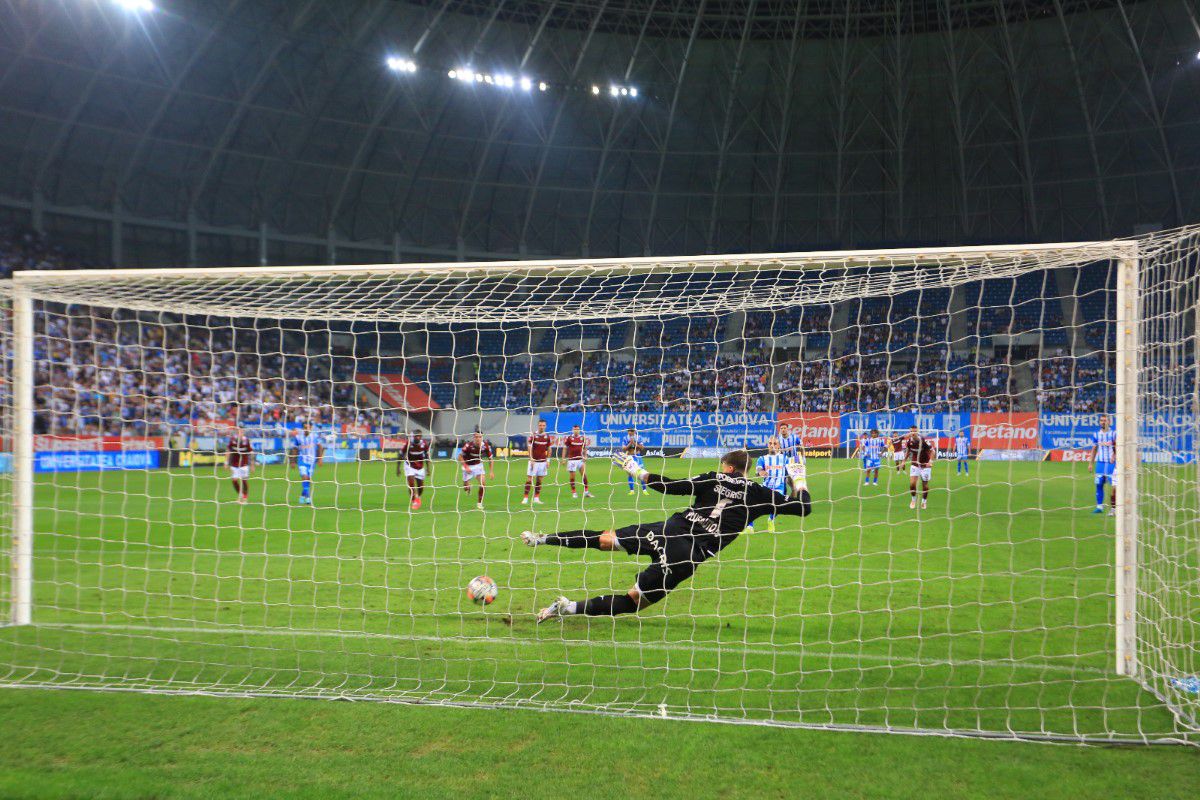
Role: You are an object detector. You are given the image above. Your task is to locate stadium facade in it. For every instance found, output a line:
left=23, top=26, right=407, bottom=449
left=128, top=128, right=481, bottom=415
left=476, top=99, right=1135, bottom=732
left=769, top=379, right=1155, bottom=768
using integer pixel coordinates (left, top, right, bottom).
left=0, top=0, right=1198, bottom=266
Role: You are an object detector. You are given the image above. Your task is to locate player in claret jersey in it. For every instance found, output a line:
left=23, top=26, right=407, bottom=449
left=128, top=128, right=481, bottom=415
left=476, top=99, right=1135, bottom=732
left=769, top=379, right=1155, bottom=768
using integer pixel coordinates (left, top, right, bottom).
left=562, top=424, right=593, bottom=499
left=890, top=433, right=907, bottom=472
left=398, top=429, right=432, bottom=510
left=524, top=449, right=814, bottom=622
left=226, top=424, right=255, bottom=505
left=459, top=431, right=494, bottom=510
left=902, top=425, right=937, bottom=510
left=522, top=419, right=553, bottom=505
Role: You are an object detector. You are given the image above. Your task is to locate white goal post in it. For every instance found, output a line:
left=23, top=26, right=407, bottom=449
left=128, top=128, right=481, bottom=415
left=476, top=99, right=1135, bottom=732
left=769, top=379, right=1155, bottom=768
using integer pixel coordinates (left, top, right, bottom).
left=1, top=230, right=1197, bottom=744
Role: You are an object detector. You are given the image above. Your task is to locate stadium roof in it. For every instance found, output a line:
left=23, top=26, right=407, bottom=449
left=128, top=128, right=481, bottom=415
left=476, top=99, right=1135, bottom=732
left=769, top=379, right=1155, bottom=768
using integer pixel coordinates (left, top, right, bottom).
left=411, top=0, right=1143, bottom=41
left=0, top=0, right=1197, bottom=267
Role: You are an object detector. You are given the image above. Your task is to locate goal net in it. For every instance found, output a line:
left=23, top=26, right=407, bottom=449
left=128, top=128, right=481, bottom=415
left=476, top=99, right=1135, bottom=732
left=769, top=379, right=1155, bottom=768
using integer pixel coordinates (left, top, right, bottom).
left=1, top=231, right=1197, bottom=744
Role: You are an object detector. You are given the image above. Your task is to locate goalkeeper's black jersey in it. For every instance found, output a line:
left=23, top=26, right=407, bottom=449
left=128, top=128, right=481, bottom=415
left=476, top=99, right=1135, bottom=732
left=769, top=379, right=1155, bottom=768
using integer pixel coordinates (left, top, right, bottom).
left=644, top=470, right=812, bottom=551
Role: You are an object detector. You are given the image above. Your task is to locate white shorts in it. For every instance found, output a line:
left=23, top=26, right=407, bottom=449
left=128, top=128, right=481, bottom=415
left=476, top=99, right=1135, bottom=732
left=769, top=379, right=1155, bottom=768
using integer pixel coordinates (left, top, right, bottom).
left=298, top=464, right=314, bottom=479
left=527, top=461, right=548, bottom=477
left=567, top=459, right=585, bottom=473
left=909, top=465, right=932, bottom=481
left=462, top=464, right=484, bottom=480
left=403, top=464, right=427, bottom=480
left=892, top=451, right=906, bottom=462
left=230, top=466, right=250, bottom=480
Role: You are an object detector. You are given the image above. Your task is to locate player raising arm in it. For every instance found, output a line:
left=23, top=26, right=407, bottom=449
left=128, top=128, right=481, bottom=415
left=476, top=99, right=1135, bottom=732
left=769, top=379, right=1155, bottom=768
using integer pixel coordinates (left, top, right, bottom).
left=524, top=449, right=813, bottom=622
left=398, top=429, right=432, bottom=510
left=522, top=419, right=553, bottom=505
left=890, top=433, right=907, bottom=472
left=562, top=424, right=593, bottom=499
left=902, top=425, right=936, bottom=510
left=227, top=424, right=255, bottom=505
left=459, top=431, right=495, bottom=510
left=622, top=428, right=648, bottom=494
left=290, top=420, right=323, bottom=505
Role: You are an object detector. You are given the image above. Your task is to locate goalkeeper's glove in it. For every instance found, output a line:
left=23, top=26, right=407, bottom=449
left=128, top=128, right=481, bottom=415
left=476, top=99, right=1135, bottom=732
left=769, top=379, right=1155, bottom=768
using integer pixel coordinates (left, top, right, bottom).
left=786, top=461, right=808, bottom=494
left=613, top=453, right=649, bottom=482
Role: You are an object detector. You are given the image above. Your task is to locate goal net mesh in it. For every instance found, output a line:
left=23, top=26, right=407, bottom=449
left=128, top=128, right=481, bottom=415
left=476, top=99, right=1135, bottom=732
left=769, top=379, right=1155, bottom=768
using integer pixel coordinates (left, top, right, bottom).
left=1, top=231, right=1197, bottom=744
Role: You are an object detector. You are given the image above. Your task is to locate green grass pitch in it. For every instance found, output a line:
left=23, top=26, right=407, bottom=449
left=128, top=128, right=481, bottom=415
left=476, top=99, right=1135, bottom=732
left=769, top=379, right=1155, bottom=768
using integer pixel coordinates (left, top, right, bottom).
left=1, top=456, right=1197, bottom=796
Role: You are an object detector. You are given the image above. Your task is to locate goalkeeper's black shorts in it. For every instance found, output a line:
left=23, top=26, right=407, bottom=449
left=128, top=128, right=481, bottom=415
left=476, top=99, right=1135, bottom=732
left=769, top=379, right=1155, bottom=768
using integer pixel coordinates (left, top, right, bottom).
left=613, top=519, right=708, bottom=604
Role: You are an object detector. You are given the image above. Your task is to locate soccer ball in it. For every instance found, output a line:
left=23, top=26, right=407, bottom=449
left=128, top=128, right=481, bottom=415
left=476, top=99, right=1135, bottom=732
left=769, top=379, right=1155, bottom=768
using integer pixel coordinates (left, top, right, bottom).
left=466, top=575, right=498, bottom=605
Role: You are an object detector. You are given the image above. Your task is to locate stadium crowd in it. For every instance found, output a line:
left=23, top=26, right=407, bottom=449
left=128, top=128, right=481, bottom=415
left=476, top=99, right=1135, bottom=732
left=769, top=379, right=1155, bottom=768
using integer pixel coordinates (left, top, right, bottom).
left=2, top=227, right=1119, bottom=434
left=35, top=308, right=379, bottom=436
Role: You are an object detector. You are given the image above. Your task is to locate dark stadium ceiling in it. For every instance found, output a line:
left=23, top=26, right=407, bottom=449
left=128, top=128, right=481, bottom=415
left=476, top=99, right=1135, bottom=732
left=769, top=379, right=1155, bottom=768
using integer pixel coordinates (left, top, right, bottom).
left=0, top=0, right=1198, bottom=267
left=410, top=0, right=1143, bottom=41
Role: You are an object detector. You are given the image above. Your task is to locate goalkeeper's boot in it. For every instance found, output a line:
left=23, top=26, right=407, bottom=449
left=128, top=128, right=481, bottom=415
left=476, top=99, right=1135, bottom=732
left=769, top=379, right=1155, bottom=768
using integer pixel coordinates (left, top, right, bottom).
left=767, top=518, right=776, bottom=534
left=627, top=489, right=635, bottom=496
left=537, top=596, right=571, bottom=624
left=520, top=530, right=545, bottom=547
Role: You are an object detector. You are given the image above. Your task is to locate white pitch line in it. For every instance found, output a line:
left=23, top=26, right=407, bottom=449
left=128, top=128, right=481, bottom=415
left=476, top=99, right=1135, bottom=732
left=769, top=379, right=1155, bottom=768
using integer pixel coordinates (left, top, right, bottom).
left=31, top=546, right=1115, bottom=585
left=31, top=621, right=1110, bottom=677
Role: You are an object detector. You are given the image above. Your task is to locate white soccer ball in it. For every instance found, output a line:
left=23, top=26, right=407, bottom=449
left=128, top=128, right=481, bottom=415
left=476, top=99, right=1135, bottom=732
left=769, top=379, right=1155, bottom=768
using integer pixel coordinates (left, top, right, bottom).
left=466, top=575, right=498, bottom=605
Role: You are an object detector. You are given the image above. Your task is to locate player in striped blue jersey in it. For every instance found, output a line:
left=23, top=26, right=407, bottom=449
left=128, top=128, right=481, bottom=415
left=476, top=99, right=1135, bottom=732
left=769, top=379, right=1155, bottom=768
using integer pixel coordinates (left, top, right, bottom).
left=776, top=422, right=805, bottom=465
left=852, top=428, right=888, bottom=486
left=623, top=428, right=648, bottom=493
left=291, top=420, right=324, bottom=505
left=952, top=429, right=971, bottom=475
left=748, top=437, right=789, bottom=533
left=1090, top=415, right=1116, bottom=515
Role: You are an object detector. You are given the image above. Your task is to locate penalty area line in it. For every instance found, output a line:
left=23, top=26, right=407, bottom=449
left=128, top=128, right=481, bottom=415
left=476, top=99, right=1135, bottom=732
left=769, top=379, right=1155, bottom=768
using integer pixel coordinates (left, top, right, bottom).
left=31, top=621, right=1110, bottom=677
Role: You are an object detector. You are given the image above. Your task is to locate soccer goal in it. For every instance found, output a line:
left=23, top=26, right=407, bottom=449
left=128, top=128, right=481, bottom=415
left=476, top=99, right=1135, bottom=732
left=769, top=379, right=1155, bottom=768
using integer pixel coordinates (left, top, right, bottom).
left=1, top=229, right=1197, bottom=744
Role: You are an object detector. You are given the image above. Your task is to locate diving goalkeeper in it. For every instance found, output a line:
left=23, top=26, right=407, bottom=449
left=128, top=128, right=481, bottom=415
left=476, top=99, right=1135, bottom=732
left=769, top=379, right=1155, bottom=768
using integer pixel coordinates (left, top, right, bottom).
left=522, top=449, right=813, bottom=622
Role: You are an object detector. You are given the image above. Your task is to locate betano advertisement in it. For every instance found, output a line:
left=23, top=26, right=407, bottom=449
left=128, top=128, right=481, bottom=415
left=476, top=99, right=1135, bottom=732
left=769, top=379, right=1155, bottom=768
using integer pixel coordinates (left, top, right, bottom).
left=972, top=413, right=1040, bottom=450
left=22, top=412, right=1196, bottom=471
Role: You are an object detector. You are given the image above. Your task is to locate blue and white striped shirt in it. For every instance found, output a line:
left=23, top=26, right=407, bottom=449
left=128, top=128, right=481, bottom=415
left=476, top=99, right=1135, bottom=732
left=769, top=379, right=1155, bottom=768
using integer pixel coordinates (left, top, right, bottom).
left=756, top=452, right=789, bottom=493
left=1093, top=429, right=1116, bottom=463
left=955, top=435, right=970, bottom=457
left=862, top=436, right=887, bottom=459
left=293, top=431, right=321, bottom=467
left=778, top=432, right=804, bottom=463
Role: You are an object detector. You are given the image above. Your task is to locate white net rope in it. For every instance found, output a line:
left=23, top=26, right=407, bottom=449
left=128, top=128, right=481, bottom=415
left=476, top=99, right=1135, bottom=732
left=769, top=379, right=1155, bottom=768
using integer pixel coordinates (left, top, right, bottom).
left=0, top=231, right=1197, bottom=744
